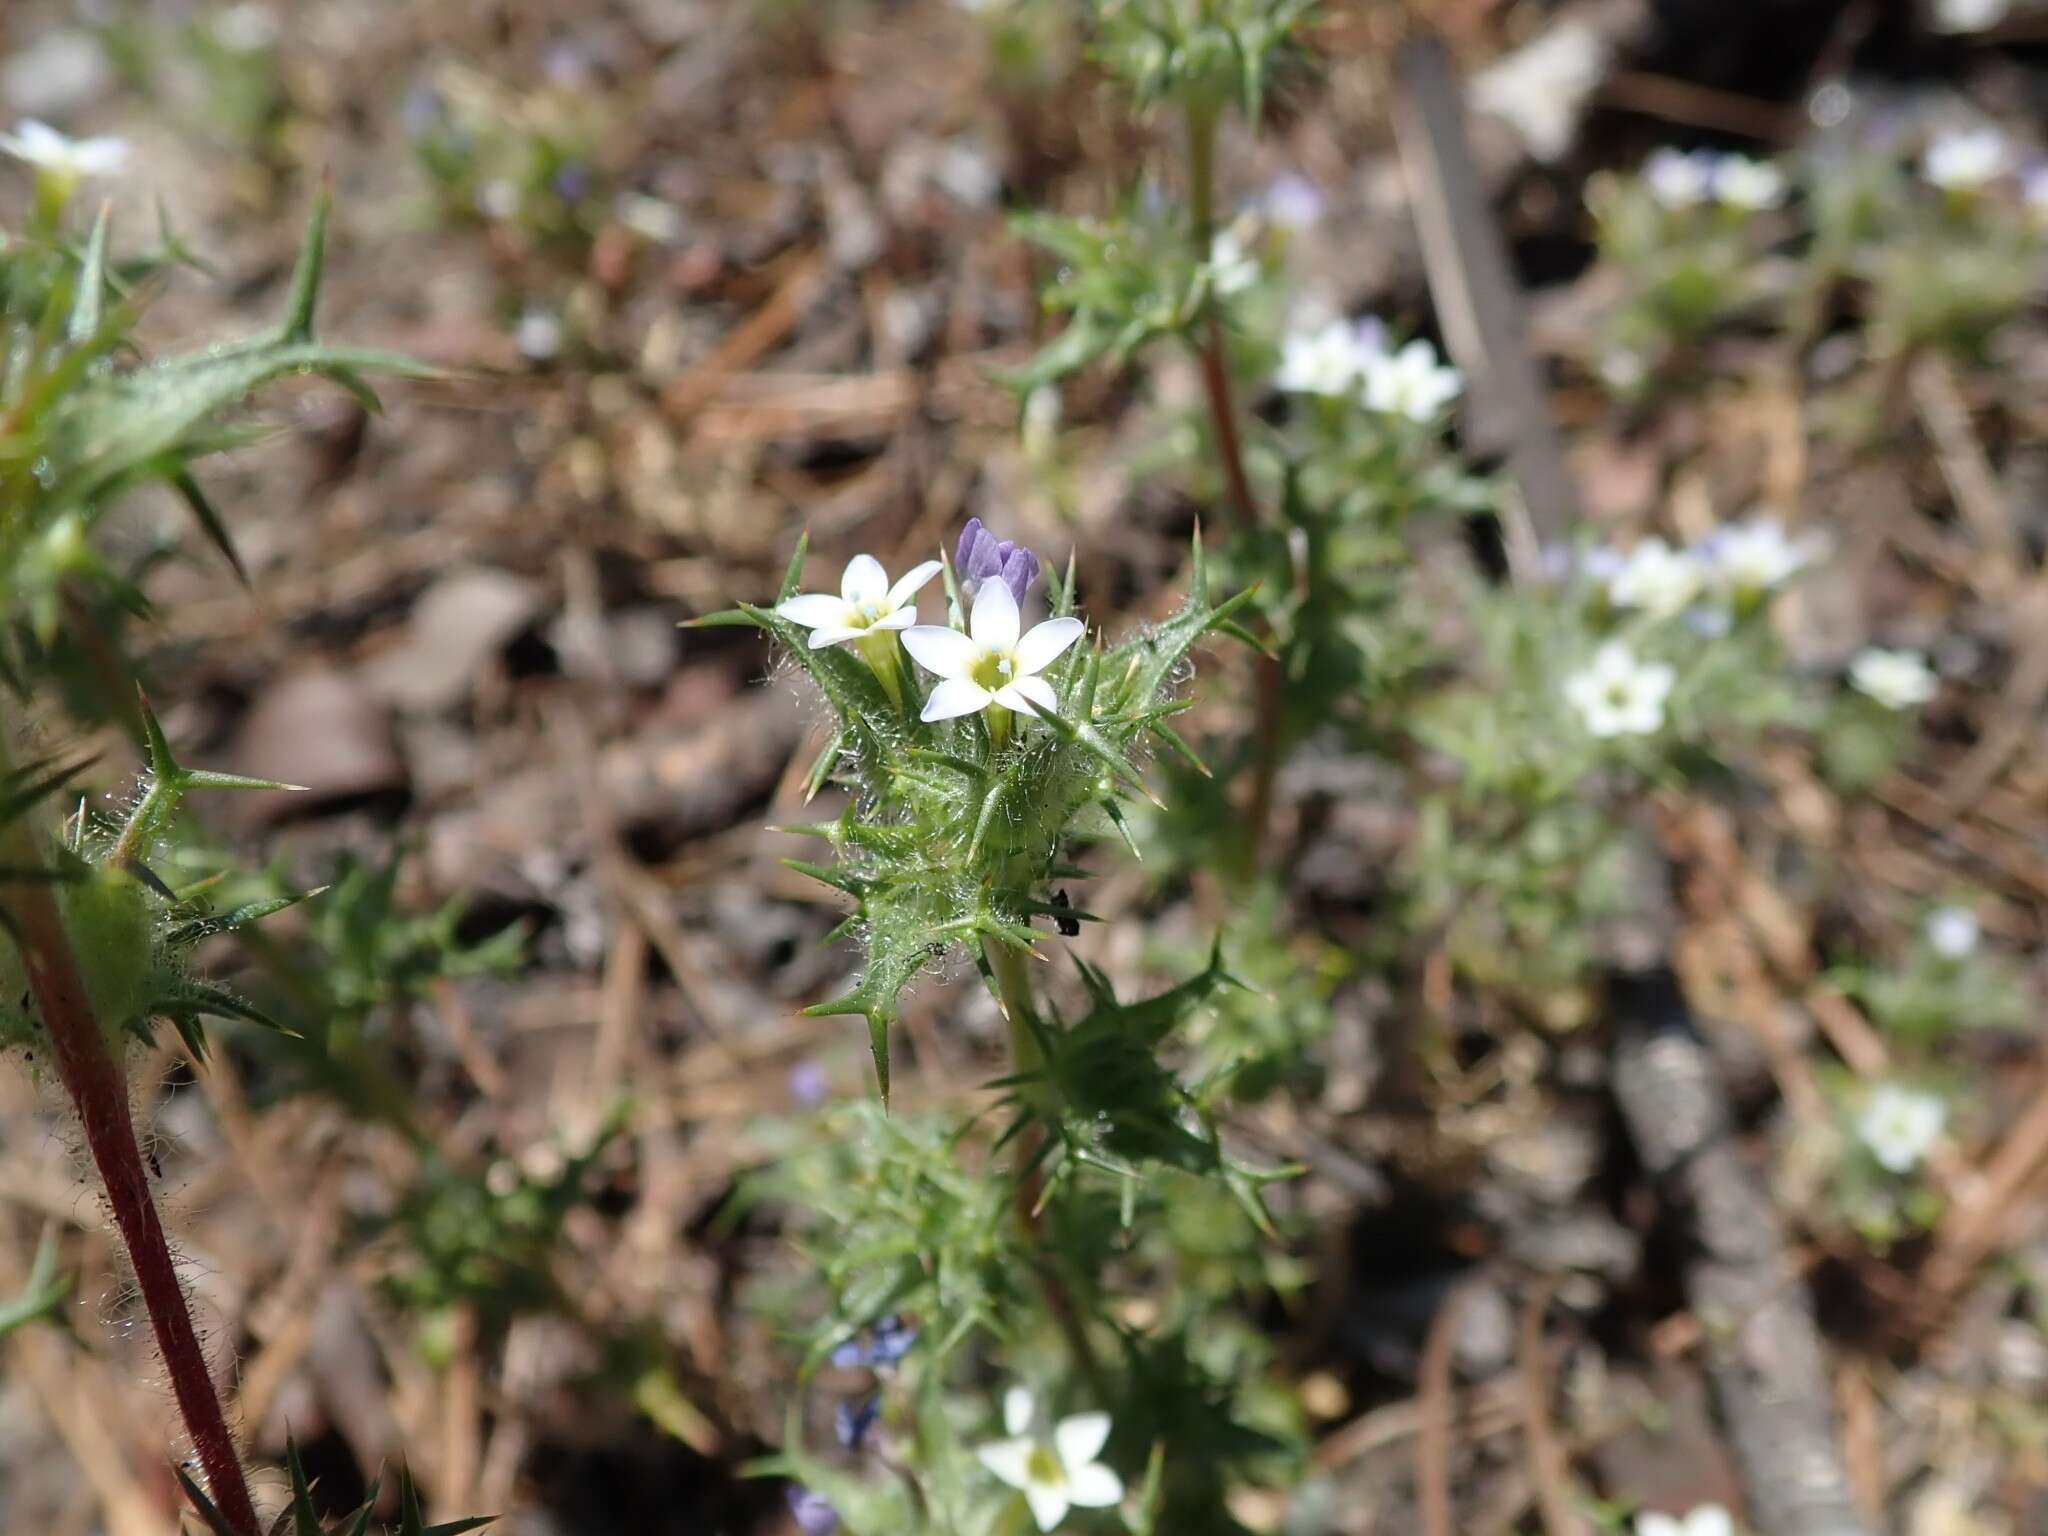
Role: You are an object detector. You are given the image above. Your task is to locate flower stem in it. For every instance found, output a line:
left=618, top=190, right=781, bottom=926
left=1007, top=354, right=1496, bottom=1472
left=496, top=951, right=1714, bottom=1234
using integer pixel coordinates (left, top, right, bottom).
left=1184, top=101, right=1259, bottom=534
left=1183, top=97, right=1279, bottom=861
left=0, top=737, right=261, bottom=1536
left=980, top=939, right=1106, bottom=1394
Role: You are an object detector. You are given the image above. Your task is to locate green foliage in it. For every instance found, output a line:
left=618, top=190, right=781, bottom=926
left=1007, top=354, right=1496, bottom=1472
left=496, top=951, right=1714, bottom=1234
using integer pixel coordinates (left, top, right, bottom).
left=1088, top=0, right=1318, bottom=119
left=0, top=1226, right=73, bottom=1340
left=179, top=1435, right=491, bottom=1536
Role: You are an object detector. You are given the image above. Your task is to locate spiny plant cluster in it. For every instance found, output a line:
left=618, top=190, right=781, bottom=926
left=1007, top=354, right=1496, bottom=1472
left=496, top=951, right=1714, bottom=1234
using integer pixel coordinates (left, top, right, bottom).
left=705, top=524, right=1255, bottom=1102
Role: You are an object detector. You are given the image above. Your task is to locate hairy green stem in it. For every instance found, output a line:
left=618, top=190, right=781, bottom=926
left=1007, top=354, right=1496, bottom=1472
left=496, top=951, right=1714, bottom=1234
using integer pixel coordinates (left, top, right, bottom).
left=0, top=733, right=261, bottom=1536
left=981, top=939, right=1106, bottom=1392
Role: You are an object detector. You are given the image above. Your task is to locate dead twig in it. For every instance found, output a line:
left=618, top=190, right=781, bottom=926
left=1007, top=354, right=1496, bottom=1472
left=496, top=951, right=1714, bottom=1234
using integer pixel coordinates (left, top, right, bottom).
left=1517, top=1275, right=1591, bottom=1536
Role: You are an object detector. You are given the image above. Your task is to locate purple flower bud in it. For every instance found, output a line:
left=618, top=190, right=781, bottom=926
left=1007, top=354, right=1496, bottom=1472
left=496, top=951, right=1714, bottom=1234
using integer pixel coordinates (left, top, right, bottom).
left=788, top=1059, right=830, bottom=1109
left=835, top=1396, right=880, bottom=1450
left=955, top=518, right=1041, bottom=607
left=868, top=1314, right=918, bottom=1366
left=552, top=162, right=592, bottom=203
left=786, top=1486, right=840, bottom=1536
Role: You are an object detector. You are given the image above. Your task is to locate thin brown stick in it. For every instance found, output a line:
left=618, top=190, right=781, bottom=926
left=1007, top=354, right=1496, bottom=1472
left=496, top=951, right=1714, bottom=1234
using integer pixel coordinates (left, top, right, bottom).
left=1516, top=1276, right=1590, bottom=1536
left=1416, top=1280, right=1472, bottom=1536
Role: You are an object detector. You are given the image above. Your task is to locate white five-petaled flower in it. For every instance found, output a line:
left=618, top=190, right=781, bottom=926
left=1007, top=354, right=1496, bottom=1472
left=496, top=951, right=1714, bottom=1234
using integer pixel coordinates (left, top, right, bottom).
left=1362, top=338, right=1463, bottom=423
left=1636, top=1505, right=1736, bottom=1536
left=1858, top=1083, right=1947, bottom=1175
left=1208, top=228, right=1260, bottom=296
left=777, top=554, right=943, bottom=651
left=1608, top=537, right=1706, bottom=617
left=1705, top=515, right=1818, bottom=592
left=1714, top=155, right=1788, bottom=211
left=1926, top=905, right=1981, bottom=959
left=1644, top=147, right=1719, bottom=210
left=0, top=119, right=130, bottom=180
left=1276, top=319, right=1382, bottom=397
left=902, top=576, right=1082, bottom=723
left=975, top=1385, right=1123, bottom=1532
left=1849, top=647, right=1938, bottom=710
left=1923, top=128, right=2009, bottom=192
left=1565, top=641, right=1675, bottom=739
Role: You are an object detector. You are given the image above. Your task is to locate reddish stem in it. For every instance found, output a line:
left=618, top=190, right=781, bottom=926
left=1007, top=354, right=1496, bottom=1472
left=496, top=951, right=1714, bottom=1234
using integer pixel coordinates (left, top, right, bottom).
left=10, top=878, right=261, bottom=1536
left=1195, top=316, right=1259, bottom=532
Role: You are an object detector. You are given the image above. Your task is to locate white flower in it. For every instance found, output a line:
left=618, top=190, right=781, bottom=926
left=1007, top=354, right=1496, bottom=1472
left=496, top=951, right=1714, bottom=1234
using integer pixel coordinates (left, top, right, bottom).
left=1276, top=319, right=1381, bottom=397
left=1714, top=155, right=1787, bottom=211
left=777, top=554, right=943, bottom=651
left=1933, top=0, right=2010, bottom=33
left=1608, top=537, right=1706, bottom=617
left=1859, top=1083, right=1947, bottom=1175
left=0, top=119, right=129, bottom=180
left=1362, top=338, right=1463, bottom=423
left=1926, top=906, right=1981, bottom=959
left=1208, top=228, right=1260, bottom=295
left=1565, top=641, right=1675, bottom=738
left=1644, top=148, right=1718, bottom=210
left=1263, top=172, right=1326, bottom=230
left=1923, top=128, right=2009, bottom=191
left=902, top=575, right=1083, bottom=723
left=514, top=309, right=563, bottom=361
left=1636, top=1506, right=1736, bottom=1536
left=975, top=1386, right=1123, bottom=1532
left=1470, top=21, right=1610, bottom=164
left=1849, top=648, right=1938, bottom=710
left=1705, top=516, right=1817, bottom=593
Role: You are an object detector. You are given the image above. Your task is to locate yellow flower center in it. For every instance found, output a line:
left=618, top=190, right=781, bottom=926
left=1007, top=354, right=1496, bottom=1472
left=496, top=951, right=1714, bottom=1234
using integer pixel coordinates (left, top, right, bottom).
left=972, top=651, right=1015, bottom=693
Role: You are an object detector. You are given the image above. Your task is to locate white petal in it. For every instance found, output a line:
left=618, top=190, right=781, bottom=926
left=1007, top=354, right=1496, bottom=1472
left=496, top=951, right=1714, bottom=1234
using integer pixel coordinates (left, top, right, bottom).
left=1683, top=1507, right=1734, bottom=1536
left=887, top=559, right=943, bottom=609
left=993, top=675, right=1059, bottom=719
left=840, top=553, right=888, bottom=604
left=807, top=625, right=866, bottom=650
left=1635, top=1517, right=1684, bottom=1536
left=976, top=1436, right=1035, bottom=1491
left=1053, top=1412, right=1111, bottom=1468
left=1004, top=1385, right=1038, bottom=1438
left=922, top=678, right=994, bottom=721
left=1023, top=1481, right=1071, bottom=1533
left=776, top=593, right=854, bottom=630
left=1014, top=616, right=1084, bottom=676
left=970, top=574, right=1021, bottom=652
left=901, top=625, right=979, bottom=680
left=1064, top=1461, right=1123, bottom=1509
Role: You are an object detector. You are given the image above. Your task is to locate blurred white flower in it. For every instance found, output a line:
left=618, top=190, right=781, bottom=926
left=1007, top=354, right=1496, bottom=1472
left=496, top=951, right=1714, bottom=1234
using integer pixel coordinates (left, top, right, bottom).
left=1636, top=1506, right=1735, bottom=1536
left=1608, top=537, right=1706, bottom=617
left=903, top=578, right=1083, bottom=723
left=1208, top=228, right=1260, bottom=295
left=1565, top=642, right=1675, bottom=738
left=514, top=309, right=563, bottom=361
left=1849, top=648, right=1938, bottom=710
left=1362, top=338, right=1462, bottom=422
left=1859, top=1083, right=1946, bottom=1174
left=1923, top=128, right=2009, bottom=191
left=1644, top=148, right=1718, bottom=209
left=1276, top=319, right=1381, bottom=397
left=975, top=1386, right=1123, bottom=1532
left=477, top=178, right=521, bottom=219
left=1705, top=516, right=1818, bottom=592
left=1714, top=155, right=1788, bottom=211
left=0, top=118, right=128, bottom=179
left=1262, top=172, right=1326, bottom=230
left=2023, top=165, right=2048, bottom=221
left=1932, top=0, right=2010, bottom=33
left=615, top=192, right=685, bottom=244
left=778, top=554, right=942, bottom=652
left=1471, top=20, right=1609, bottom=164
left=1926, top=906, right=1981, bottom=959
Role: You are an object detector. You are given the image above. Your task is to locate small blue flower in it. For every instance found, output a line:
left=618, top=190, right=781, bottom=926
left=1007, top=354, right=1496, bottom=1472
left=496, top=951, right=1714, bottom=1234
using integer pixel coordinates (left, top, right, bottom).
left=956, top=518, right=1041, bottom=608
left=553, top=162, right=592, bottom=203
left=835, top=1396, right=880, bottom=1450
left=829, top=1314, right=920, bottom=1371
left=789, top=1059, right=830, bottom=1109
left=786, top=1485, right=840, bottom=1535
